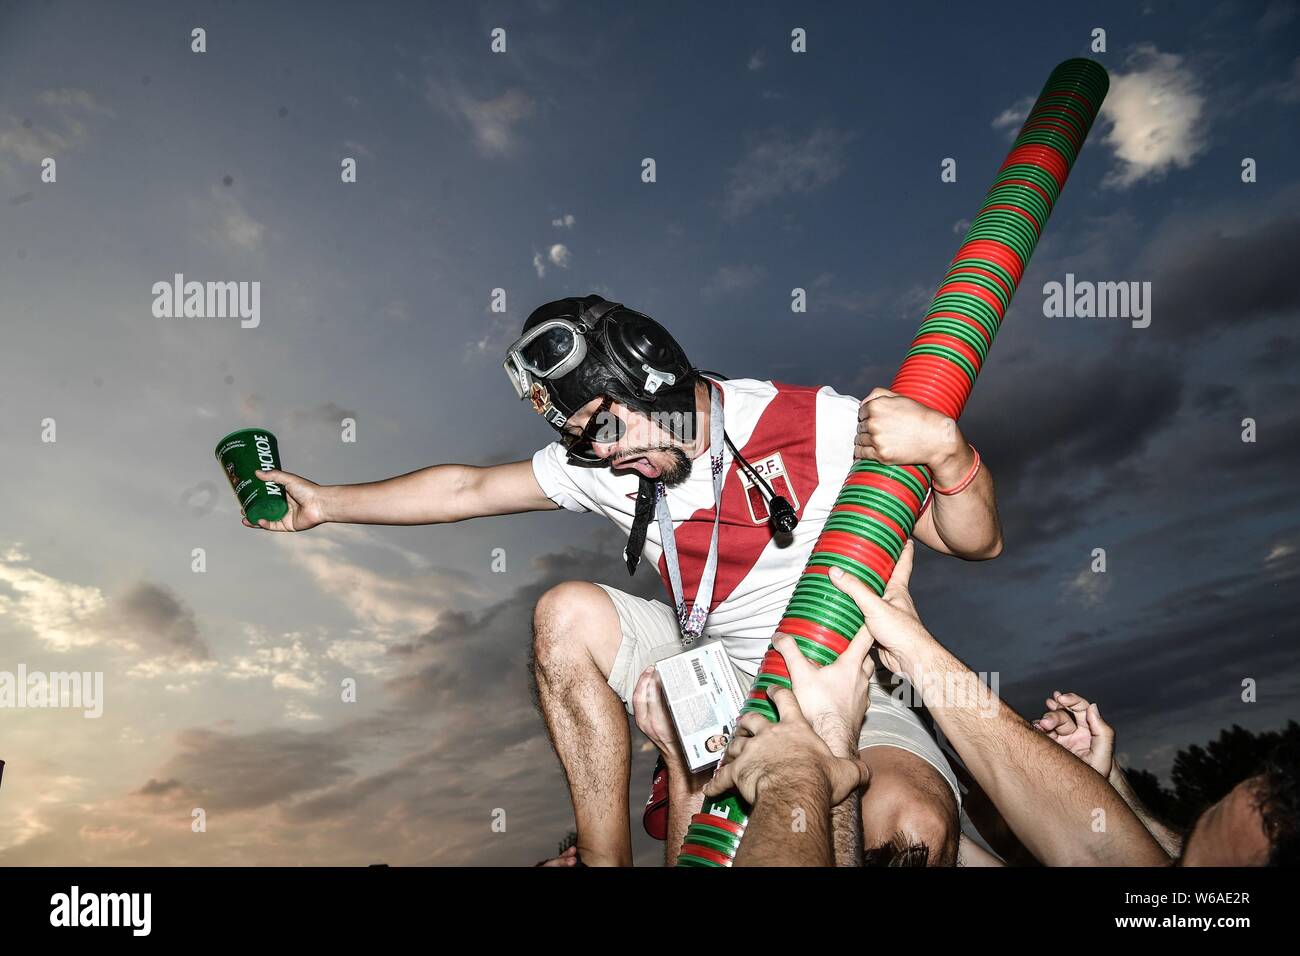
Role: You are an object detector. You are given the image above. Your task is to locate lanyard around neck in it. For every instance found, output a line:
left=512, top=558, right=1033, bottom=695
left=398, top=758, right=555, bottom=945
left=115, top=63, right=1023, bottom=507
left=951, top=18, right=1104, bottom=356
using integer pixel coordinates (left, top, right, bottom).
left=656, top=382, right=725, bottom=647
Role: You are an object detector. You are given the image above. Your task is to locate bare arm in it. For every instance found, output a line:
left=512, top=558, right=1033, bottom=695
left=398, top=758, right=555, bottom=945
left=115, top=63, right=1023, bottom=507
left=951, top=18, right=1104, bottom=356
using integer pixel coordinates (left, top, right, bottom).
left=1109, top=762, right=1183, bottom=857
left=734, top=776, right=835, bottom=867
left=827, top=556, right=1168, bottom=867
left=663, top=772, right=708, bottom=867
left=958, top=834, right=1006, bottom=867
left=321, top=459, right=558, bottom=525
left=910, top=441, right=1002, bottom=559
left=899, top=640, right=1168, bottom=866
left=855, top=389, right=1002, bottom=559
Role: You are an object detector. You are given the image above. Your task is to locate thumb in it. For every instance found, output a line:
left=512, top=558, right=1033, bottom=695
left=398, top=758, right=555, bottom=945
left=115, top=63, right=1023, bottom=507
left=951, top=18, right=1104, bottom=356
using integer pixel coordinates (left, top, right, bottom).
left=254, top=468, right=294, bottom=486
left=828, top=566, right=891, bottom=622
left=772, top=634, right=814, bottom=683
left=702, top=762, right=736, bottom=799
left=1086, top=703, right=1115, bottom=762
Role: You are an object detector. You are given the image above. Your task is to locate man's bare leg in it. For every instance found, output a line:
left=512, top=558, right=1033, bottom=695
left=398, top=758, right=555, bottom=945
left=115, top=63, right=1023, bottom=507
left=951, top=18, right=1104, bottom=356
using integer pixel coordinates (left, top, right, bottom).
left=858, top=745, right=959, bottom=865
left=531, top=580, right=632, bottom=866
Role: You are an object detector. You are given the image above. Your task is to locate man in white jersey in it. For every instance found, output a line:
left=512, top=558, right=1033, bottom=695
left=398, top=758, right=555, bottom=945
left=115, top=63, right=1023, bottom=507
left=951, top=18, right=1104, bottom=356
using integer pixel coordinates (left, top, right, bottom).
left=248, top=295, right=1003, bottom=866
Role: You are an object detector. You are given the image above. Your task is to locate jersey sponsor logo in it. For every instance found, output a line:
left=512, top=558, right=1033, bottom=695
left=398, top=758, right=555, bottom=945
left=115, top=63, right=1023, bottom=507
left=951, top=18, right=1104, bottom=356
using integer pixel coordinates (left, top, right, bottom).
left=735, top=451, right=799, bottom=524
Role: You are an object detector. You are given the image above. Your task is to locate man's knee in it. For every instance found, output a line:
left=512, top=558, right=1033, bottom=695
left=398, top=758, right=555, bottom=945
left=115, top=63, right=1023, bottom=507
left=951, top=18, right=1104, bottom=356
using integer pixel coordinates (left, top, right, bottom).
left=861, top=756, right=959, bottom=866
left=531, top=580, right=619, bottom=675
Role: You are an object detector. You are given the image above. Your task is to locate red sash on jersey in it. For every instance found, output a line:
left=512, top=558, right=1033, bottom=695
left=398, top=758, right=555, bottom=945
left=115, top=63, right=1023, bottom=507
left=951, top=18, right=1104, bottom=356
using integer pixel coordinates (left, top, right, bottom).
left=656, top=382, right=821, bottom=613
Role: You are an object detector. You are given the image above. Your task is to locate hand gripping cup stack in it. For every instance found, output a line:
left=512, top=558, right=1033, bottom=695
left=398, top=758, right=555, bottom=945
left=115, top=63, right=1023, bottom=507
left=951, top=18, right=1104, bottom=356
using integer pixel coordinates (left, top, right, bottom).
left=214, top=428, right=289, bottom=525
left=676, top=59, right=1110, bottom=867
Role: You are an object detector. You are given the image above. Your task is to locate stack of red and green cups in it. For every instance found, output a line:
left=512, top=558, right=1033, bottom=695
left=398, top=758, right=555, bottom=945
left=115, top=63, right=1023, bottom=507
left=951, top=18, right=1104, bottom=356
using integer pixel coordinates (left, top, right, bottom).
left=677, top=58, right=1109, bottom=868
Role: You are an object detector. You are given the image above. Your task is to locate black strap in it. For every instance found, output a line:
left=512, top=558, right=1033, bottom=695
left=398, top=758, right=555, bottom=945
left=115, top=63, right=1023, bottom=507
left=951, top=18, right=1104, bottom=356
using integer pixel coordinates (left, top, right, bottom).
left=625, top=476, right=656, bottom=574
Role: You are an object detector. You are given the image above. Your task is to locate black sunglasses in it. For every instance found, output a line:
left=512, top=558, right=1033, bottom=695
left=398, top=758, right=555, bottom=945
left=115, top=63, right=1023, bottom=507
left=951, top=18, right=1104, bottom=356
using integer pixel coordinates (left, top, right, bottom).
left=561, top=396, right=628, bottom=455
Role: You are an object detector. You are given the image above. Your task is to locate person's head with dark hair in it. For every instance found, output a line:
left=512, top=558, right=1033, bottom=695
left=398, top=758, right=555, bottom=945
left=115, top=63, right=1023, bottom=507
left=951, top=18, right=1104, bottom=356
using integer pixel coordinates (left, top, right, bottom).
left=503, top=294, right=704, bottom=483
left=1256, top=736, right=1300, bottom=866
left=863, top=831, right=931, bottom=867
left=1179, top=736, right=1300, bottom=866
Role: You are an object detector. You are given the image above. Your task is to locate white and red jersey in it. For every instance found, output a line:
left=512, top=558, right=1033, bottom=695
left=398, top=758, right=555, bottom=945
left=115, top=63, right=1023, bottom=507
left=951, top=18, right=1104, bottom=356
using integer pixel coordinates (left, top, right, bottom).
left=530, top=376, right=929, bottom=679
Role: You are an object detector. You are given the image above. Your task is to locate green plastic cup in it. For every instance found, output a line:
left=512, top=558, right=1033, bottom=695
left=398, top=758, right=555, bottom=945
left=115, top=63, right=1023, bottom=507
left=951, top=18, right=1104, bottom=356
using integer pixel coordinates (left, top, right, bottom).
left=215, top=428, right=290, bottom=525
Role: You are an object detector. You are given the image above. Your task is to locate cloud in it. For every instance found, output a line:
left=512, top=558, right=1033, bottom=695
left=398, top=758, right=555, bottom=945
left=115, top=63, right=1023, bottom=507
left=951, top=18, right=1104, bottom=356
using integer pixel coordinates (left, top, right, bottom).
left=548, top=243, right=571, bottom=269
left=1262, top=56, right=1300, bottom=105
left=1257, top=0, right=1297, bottom=33
left=133, top=778, right=182, bottom=797
left=93, top=582, right=213, bottom=669
left=0, top=546, right=107, bottom=651
left=551, top=213, right=575, bottom=228
left=748, top=50, right=765, bottom=72
left=426, top=82, right=535, bottom=157
left=991, top=95, right=1035, bottom=135
left=201, top=185, right=266, bottom=253
left=1063, top=566, right=1112, bottom=608
left=723, top=126, right=853, bottom=218
left=0, top=88, right=113, bottom=168
left=0, top=548, right=212, bottom=671
left=1144, top=214, right=1300, bottom=340
left=0, top=528, right=666, bottom=867
left=1100, top=46, right=1207, bottom=188
left=150, top=727, right=356, bottom=813
left=1000, top=535, right=1300, bottom=739
left=960, top=350, right=1184, bottom=543
left=276, top=530, right=471, bottom=640
left=702, top=263, right=765, bottom=299
left=284, top=400, right=360, bottom=432
left=223, top=629, right=324, bottom=693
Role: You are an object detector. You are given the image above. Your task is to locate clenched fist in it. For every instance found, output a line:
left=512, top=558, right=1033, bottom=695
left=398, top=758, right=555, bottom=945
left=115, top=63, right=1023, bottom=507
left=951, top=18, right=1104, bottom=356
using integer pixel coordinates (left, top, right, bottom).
left=855, top=387, right=964, bottom=469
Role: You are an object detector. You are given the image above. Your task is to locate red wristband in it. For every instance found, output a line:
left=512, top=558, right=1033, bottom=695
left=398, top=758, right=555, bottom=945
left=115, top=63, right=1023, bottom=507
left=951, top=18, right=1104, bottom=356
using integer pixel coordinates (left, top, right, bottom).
left=933, top=444, right=980, bottom=496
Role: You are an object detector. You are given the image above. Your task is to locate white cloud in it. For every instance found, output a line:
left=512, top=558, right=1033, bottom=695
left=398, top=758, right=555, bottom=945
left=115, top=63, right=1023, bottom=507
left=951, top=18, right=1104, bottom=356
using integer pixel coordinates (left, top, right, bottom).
left=748, top=50, right=765, bottom=72
left=1063, top=567, right=1112, bottom=608
left=343, top=139, right=373, bottom=159
left=0, top=88, right=112, bottom=168
left=702, top=264, right=765, bottom=298
left=551, top=213, right=575, bottom=228
left=723, top=126, right=853, bottom=218
left=990, top=95, right=1034, bottom=133
left=200, top=186, right=266, bottom=253
left=0, top=548, right=213, bottom=674
left=426, top=82, right=535, bottom=157
left=532, top=251, right=546, bottom=278
left=1100, top=46, right=1207, bottom=189
left=1266, top=541, right=1296, bottom=564
left=547, top=243, right=571, bottom=269
left=325, top=638, right=393, bottom=676
left=0, top=547, right=106, bottom=651
left=224, top=629, right=325, bottom=693
left=275, top=531, right=465, bottom=639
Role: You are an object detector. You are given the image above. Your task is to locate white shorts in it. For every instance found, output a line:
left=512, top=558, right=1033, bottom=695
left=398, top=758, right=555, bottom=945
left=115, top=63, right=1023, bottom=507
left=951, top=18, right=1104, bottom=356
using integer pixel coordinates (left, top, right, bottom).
left=593, top=582, right=960, bottom=807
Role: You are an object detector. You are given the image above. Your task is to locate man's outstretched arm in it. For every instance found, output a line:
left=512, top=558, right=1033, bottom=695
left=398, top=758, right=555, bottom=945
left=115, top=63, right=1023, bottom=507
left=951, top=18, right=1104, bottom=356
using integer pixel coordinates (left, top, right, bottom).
left=325, top=459, right=560, bottom=524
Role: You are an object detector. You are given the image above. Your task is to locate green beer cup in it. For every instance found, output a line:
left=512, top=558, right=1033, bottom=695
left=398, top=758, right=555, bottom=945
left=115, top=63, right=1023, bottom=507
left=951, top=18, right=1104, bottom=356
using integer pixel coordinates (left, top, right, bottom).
left=214, top=428, right=289, bottom=525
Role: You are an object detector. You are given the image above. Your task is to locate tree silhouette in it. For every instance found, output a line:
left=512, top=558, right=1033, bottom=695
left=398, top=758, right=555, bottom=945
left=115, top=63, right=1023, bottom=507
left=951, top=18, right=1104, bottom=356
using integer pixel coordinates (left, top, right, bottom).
left=1128, top=720, right=1300, bottom=828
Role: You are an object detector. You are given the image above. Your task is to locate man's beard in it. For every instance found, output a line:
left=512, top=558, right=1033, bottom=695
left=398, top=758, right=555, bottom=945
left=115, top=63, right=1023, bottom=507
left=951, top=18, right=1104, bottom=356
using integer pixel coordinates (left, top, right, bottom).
left=619, top=444, right=692, bottom=486
left=658, top=446, right=693, bottom=487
